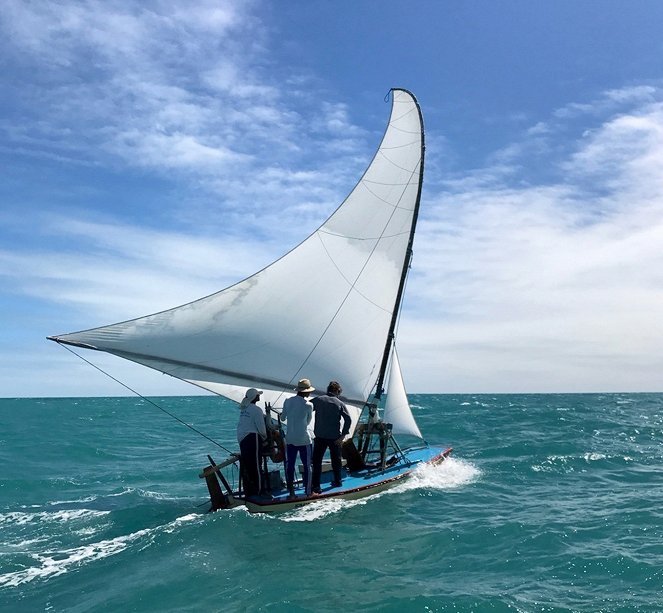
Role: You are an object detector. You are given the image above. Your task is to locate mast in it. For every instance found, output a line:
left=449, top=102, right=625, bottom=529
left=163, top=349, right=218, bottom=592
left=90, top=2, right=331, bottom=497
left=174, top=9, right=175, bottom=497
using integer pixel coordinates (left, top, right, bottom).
left=373, top=88, right=425, bottom=400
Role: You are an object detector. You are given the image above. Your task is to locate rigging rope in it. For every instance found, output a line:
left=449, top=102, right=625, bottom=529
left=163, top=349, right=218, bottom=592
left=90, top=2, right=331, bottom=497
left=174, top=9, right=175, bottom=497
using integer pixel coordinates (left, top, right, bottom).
left=290, top=160, right=420, bottom=403
left=56, top=342, right=234, bottom=454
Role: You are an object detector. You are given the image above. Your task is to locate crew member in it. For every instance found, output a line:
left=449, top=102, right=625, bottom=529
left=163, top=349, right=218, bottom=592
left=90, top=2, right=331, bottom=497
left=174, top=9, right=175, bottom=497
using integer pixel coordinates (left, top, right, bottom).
left=311, top=381, right=351, bottom=493
left=281, top=378, right=314, bottom=498
left=236, top=388, right=266, bottom=497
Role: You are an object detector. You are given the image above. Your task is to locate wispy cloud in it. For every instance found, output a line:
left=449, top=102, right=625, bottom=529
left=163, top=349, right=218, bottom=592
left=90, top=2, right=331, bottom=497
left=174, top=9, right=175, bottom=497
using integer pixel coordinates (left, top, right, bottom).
left=2, top=2, right=663, bottom=395
left=404, top=90, right=663, bottom=392
left=0, top=213, right=278, bottom=322
left=0, top=0, right=371, bottom=225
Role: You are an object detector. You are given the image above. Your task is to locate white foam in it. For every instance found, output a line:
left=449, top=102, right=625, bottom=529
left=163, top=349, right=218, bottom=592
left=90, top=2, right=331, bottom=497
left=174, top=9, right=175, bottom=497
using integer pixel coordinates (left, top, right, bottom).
left=532, top=451, right=613, bottom=472
left=0, top=514, right=203, bottom=588
left=0, top=509, right=110, bottom=527
left=163, top=513, right=199, bottom=533
left=48, top=495, right=98, bottom=506
left=278, top=457, right=480, bottom=522
left=0, top=528, right=151, bottom=588
left=390, top=457, right=481, bottom=493
left=280, top=496, right=371, bottom=522
left=74, top=526, right=105, bottom=537
left=134, top=488, right=186, bottom=501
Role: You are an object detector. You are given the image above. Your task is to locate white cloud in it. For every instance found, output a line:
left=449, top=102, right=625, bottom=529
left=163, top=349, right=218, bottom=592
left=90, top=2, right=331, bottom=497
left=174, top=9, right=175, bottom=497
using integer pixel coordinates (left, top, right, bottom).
left=401, top=91, right=663, bottom=392
left=0, top=0, right=373, bottom=235
left=0, top=213, right=283, bottom=320
left=111, top=130, right=251, bottom=170
left=2, top=3, right=663, bottom=395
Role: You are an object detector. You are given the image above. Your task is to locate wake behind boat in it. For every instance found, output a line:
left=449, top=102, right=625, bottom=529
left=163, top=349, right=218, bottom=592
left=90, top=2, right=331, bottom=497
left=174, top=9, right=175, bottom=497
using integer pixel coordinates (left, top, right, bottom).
left=49, top=88, right=452, bottom=514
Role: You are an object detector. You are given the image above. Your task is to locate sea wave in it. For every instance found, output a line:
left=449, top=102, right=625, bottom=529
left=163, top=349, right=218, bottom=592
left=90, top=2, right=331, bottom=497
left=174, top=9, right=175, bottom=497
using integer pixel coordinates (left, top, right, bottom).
left=0, top=528, right=151, bottom=588
left=0, top=509, right=110, bottom=527
left=280, top=497, right=370, bottom=522
left=392, top=457, right=481, bottom=492
left=530, top=452, right=632, bottom=473
left=0, top=514, right=201, bottom=589
left=277, top=457, right=480, bottom=522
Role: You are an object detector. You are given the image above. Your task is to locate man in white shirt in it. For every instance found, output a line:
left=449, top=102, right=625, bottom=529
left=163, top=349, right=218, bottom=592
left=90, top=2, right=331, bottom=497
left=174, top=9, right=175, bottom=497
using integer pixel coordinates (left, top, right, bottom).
left=236, top=388, right=267, bottom=497
left=281, top=378, right=314, bottom=498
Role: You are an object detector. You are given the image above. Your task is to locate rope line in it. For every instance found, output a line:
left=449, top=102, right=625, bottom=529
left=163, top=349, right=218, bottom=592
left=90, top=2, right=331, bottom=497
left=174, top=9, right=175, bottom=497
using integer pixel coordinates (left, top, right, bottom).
left=287, top=161, right=419, bottom=392
left=56, top=342, right=233, bottom=454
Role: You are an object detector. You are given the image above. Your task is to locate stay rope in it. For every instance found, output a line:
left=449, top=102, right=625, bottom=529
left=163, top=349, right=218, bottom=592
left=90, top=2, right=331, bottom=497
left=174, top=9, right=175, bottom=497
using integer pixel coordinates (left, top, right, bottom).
left=56, top=342, right=234, bottom=454
left=286, top=158, right=420, bottom=407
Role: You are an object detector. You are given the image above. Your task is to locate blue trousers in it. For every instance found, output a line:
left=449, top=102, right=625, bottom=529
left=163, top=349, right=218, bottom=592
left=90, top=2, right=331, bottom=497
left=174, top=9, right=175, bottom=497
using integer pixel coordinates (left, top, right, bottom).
left=285, top=443, right=311, bottom=495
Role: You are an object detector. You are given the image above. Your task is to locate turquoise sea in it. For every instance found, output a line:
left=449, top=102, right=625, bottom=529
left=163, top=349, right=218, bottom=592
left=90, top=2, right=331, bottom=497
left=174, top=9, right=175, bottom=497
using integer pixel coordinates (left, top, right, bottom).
left=1, top=394, right=661, bottom=612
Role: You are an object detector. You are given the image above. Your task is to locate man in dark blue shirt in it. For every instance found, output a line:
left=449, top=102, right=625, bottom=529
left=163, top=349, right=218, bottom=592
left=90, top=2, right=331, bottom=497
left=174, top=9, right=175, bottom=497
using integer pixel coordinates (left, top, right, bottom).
left=311, top=381, right=352, bottom=493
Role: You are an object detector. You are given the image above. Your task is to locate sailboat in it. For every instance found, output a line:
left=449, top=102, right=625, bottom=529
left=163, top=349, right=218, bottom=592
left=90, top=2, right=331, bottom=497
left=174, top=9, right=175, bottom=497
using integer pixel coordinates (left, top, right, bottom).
left=49, top=88, right=452, bottom=513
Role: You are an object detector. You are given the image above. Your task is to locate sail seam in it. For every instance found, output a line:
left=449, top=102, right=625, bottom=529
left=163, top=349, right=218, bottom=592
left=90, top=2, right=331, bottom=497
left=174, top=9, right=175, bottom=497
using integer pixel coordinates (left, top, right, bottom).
left=315, top=232, right=391, bottom=314
left=318, top=228, right=409, bottom=241
left=379, top=139, right=420, bottom=150
left=289, top=166, right=416, bottom=388
left=377, top=150, right=421, bottom=173
left=359, top=181, right=417, bottom=210
left=363, top=179, right=416, bottom=186
left=386, top=127, right=420, bottom=135
left=389, top=106, right=417, bottom=123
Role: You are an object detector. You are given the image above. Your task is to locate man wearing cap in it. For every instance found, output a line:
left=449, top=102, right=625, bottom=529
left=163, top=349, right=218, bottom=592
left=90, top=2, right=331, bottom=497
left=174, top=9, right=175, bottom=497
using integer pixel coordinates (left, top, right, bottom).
left=311, top=381, right=352, bottom=493
left=281, top=378, right=315, bottom=498
left=237, top=388, right=267, bottom=497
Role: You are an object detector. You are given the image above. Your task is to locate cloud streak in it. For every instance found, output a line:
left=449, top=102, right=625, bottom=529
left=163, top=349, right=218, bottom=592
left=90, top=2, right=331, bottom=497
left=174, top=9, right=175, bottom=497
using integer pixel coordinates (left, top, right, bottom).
left=404, top=90, right=663, bottom=392
left=0, top=0, right=370, bottom=226
left=1, top=3, right=662, bottom=395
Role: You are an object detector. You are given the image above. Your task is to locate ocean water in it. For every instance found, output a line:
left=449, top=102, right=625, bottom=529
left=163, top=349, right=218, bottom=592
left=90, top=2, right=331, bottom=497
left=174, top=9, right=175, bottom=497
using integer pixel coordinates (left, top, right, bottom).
left=1, top=394, right=661, bottom=612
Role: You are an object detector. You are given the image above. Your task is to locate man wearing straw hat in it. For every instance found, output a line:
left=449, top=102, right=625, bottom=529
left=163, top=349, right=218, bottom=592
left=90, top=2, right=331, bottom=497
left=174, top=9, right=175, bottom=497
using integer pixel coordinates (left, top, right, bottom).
left=281, top=378, right=315, bottom=499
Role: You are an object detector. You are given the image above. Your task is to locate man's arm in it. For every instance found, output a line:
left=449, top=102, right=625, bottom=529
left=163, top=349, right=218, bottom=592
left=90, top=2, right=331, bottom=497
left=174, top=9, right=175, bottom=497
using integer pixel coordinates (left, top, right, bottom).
left=254, top=407, right=267, bottom=438
left=339, top=403, right=351, bottom=437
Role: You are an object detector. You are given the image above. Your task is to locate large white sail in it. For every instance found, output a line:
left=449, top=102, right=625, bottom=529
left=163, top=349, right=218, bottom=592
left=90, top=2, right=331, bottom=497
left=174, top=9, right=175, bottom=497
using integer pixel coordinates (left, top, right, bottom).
left=383, top=348, right=423, bottom=439
left=49, top=89, right=425, bottom=417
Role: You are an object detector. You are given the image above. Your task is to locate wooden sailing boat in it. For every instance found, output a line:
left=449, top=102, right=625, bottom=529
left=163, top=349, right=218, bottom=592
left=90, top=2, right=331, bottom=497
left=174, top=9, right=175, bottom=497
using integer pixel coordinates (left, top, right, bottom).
left=49, top=88, right=452, bottom=514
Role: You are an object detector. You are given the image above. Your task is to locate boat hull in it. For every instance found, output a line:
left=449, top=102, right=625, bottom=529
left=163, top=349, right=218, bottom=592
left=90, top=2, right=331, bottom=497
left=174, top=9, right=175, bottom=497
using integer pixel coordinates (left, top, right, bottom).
left=243, top=445, right=452, bottom=514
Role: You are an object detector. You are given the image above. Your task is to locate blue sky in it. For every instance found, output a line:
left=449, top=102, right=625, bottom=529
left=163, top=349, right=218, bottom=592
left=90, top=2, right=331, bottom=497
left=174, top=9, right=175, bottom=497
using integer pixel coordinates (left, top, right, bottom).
left=2, top=0, right=663, bottom=396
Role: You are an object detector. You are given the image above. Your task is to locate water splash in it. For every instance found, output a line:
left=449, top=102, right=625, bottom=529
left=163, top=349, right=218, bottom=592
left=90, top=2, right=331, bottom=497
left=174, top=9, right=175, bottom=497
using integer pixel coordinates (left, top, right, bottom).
left=278, top=457, right=480, bottom=522
left=0, top=509, right=110, bottom=527
left=390, top=457, right=481, bottom=493
left=0, top=514, right=201, bottom=589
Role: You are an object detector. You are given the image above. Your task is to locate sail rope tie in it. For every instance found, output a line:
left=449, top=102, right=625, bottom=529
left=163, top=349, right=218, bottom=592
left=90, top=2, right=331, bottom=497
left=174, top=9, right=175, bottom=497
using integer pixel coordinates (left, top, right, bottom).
left=56, top=342, right=233, bottom=454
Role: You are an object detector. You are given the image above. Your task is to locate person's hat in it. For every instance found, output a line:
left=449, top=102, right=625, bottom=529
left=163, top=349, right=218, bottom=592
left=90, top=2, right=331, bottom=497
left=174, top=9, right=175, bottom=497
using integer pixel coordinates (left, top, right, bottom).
left=295, top=378, right=315, bottom=393
left=240, top=388, right=263, bottom=408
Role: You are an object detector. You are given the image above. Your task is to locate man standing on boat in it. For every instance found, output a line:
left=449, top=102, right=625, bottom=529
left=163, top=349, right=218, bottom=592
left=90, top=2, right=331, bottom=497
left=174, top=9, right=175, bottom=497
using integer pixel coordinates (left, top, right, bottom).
left=311, top=381, right=352, bottom=493
left=237, top=388, right=267, bottom=497
left=281, top=378, right=315, bottom=498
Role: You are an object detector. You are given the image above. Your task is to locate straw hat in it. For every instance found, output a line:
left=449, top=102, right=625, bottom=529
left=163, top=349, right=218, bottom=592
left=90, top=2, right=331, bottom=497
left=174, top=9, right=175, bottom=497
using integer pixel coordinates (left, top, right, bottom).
left=295, top=378, right=315, bottom=393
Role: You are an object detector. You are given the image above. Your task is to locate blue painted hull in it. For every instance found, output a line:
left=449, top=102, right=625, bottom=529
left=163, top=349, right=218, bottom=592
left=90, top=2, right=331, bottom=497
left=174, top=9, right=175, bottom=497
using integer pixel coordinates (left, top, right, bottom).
left=242, top=445, right=453, bottom=513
